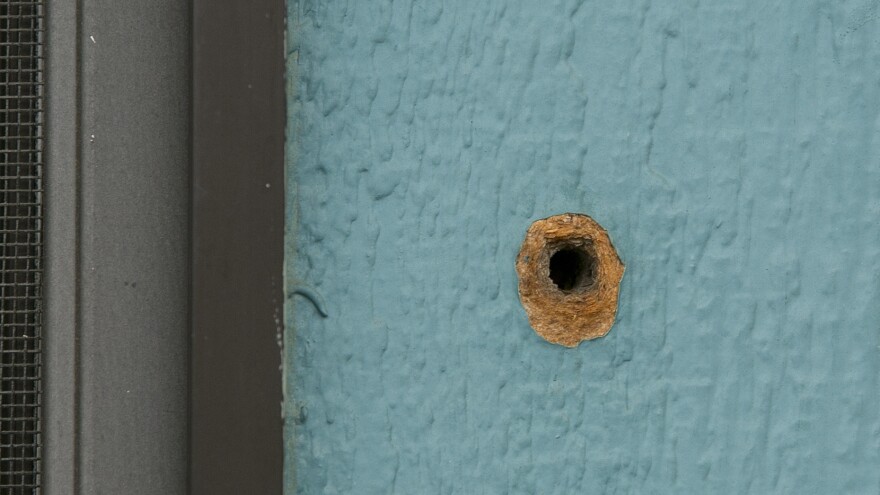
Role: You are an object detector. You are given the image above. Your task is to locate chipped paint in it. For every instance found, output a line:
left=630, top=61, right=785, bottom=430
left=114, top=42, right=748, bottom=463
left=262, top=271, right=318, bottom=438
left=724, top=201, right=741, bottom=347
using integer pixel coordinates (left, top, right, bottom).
left=516, top=213, right=624, bottom=347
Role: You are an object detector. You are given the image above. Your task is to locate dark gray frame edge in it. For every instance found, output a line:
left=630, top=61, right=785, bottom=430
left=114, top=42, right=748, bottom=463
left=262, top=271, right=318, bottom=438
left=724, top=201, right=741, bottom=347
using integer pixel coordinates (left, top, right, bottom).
left=43, top=0, right=191, bottom=493
left=191, top=0, right=285, bottom=492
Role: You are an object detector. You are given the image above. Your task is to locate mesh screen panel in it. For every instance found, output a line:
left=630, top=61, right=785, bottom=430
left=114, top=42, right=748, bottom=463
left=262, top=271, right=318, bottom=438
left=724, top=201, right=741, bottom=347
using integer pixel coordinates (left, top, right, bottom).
left=0, top=0, right=43, bottom=493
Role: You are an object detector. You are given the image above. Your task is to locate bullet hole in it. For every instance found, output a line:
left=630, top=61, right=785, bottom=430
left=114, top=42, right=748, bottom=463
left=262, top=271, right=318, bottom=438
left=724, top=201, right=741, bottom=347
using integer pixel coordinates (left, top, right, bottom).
left=516, top=213, right=625, bottom=347
left=548, top=246, right=596, bottom=293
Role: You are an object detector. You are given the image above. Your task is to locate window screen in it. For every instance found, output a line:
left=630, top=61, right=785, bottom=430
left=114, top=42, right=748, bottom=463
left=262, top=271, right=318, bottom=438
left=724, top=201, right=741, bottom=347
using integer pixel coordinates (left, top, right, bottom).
left=0, top=0, right=43, bottom=492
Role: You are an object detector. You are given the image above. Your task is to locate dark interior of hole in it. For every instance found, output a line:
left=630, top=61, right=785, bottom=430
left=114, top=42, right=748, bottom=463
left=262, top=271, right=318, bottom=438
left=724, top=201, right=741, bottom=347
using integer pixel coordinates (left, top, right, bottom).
left=548, top=247, right=595, bottom=292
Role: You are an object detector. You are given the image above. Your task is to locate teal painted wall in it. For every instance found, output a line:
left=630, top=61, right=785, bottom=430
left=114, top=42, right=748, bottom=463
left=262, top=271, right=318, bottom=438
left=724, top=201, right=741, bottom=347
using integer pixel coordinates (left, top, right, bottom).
left=285, top=1, right=880, bottom=492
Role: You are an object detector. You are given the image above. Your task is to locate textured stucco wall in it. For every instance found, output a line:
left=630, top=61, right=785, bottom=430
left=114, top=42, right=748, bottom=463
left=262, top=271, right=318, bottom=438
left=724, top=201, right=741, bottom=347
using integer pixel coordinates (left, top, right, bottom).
left=285, top=1, right=880, bottom=493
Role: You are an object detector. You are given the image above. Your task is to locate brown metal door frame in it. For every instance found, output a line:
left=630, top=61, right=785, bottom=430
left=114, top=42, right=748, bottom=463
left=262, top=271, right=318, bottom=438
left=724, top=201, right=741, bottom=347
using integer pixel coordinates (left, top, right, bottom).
left=43, top=0, right=284, bottom=492
left=191, top=0, right=285, bottom=493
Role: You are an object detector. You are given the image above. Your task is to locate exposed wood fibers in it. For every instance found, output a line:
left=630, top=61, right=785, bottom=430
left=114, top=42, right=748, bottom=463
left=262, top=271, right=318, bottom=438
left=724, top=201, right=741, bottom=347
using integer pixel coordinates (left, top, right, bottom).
left=516, top=213, right=624, bottom=347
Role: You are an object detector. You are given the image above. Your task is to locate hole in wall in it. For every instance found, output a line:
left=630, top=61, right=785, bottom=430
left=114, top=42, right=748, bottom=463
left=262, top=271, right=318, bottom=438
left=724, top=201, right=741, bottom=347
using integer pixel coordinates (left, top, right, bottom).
left=515, top=213, right=625, bottom=347
left=548, top=246, right=595, bottom=292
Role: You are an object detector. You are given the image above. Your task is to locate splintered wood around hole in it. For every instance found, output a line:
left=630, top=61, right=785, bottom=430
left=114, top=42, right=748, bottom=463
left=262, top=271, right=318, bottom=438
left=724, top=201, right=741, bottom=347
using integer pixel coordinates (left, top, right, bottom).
left=516, top=213, right=624, bottom=347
